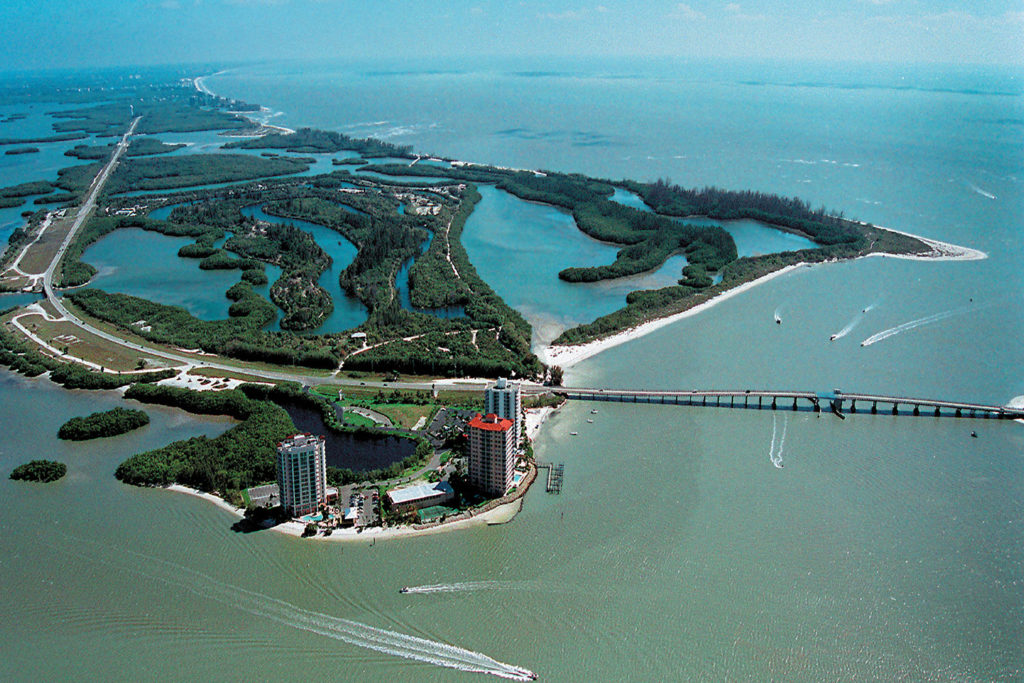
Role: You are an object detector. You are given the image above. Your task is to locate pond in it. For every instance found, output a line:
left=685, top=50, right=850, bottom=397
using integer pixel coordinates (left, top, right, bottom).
left=394, top=232, right=467, bottom=319
left=274, top=397, right=417, bottom=471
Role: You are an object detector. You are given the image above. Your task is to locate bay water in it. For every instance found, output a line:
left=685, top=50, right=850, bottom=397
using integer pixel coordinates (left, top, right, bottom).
left=1, top=58, right=1021, bottom=680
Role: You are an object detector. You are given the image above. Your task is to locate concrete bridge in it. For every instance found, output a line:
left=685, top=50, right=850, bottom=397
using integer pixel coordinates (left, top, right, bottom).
left=557, top=388, right=1024, bottom=421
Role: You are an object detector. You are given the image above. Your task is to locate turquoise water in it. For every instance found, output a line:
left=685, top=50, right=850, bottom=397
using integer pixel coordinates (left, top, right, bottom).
left=464, top=185, right=694, bottom=344
left=0, top=60, right=1021, bottom=681
left=395, top=233, right=466, bottom=318
left=240, top=204, right=367, bottom=334
left=82, top=229, right=247, bottom=320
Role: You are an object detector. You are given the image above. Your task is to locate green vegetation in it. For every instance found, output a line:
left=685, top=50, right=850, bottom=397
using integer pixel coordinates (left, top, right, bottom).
left=333, top=157, right=367, bottom=165
left=115, top=384, right=295, bottom=493
left=630, top=179, right=860, bottom=245
left=5, top=147, right=39, bottom=155
left=0, top=325, right=175, bottom=389
left=0, top=132, right=87, bottom=146
left=0, top=180, right=54, bottom=200
left=67, top=288, right=340, bottom=369
left=67, top=138, right=187, bottom=161
left=56, top=154, right=309, bottom=195
left=10, top=460, right=66, bottom=483
left=50, top=101, right=248, bottom=137
left=58, top=407, right=150, bottom=441
left=224, top=127, right=411, bottom=158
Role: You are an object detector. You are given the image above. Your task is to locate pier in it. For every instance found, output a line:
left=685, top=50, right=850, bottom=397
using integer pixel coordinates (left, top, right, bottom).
left=557, top=388, right=1024, bottom=421
left=534, top=462, right=564, bottom=493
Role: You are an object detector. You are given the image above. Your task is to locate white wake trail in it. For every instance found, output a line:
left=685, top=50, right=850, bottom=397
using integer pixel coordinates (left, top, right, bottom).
left=860, top=305, right=980, bottom=347
left=56, top=539, right=537, bottom=681
left=773, top=417, right=788, bottom=468
left=768, top=413, right=779, bottom=467
left=967, top=181, right=997, bottom=200
left=402, top=581, right=512, bottom=595
left=830, top=312, right=863, bottom=341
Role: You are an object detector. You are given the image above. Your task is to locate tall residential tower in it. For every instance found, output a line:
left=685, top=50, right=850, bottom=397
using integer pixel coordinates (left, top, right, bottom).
left=467, top=413, right=516, bottom=497
left=276, top=433, right=327, bottom=517
left=485, top=378, right=521, bottom=449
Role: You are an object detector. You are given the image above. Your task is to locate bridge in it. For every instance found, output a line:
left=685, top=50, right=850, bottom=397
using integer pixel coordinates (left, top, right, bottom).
left=557, top=388, right=1024, bottom=421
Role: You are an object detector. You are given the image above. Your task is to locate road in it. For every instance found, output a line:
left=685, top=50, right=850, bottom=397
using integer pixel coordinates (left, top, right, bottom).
left=31, top=118, right=545, bottom=393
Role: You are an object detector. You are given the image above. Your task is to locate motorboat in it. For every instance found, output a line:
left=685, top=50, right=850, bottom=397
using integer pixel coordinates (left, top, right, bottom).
left=830, top=334, right=838, bottom=341
left=586, top=419, right=593, bottom=423
left=570, top=431, right=578, bottom=436
left=399, top=587, right=410, bottom=594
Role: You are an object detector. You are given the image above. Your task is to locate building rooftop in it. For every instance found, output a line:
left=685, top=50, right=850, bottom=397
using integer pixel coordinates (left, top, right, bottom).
left=468, top=413, right=514, bottom=432
left=387, top=481, right=454, bottom=505
left=277, top=433, right=324, bottom=449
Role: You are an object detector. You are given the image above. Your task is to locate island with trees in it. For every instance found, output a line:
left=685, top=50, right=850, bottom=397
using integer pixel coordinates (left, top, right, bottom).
left=0, top=71, right=959, bottom=529
left=10, top=460, right=67, bottom=483
left=58, top=407, right=150, bottom=441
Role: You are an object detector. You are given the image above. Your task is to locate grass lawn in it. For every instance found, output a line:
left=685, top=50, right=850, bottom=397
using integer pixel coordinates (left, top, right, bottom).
left=342, top=411, right=377, bottom=428
left=19, top=313, right=163, bottom=371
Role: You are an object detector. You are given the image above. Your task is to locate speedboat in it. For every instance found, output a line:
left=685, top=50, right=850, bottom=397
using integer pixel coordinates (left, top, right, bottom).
left=586, top=419, right=593, bottom=423
left=829, top=334, right=838, bottom=341
left=570, top=431, right=578, bottom=436
left=590, top=409, right=598, bottom=414
left=399, top=587, right=410, bottom=594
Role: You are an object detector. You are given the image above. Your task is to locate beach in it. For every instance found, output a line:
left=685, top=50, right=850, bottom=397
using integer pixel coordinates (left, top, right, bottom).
left=539, top=226, right=985, bottom=369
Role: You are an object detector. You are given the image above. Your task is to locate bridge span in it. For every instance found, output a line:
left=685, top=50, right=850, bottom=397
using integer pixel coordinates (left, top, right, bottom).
left=557, top=388, right=1024, bottom=421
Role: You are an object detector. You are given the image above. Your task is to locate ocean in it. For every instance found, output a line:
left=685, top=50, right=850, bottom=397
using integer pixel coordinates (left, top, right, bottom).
left=0, top=57, right=1021, bottom=681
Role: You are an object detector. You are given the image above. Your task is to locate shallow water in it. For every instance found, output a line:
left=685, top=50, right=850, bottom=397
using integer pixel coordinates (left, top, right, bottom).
left=241, top=204, right=367, bottom=334
left=0, top=59, right=1021, bottom=682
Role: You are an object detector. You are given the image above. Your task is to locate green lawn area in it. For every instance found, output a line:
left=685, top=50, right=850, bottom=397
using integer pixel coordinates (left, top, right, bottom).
left=372, top=403, right=436, bottom=429
left=342, top=411, right=377, bottom=428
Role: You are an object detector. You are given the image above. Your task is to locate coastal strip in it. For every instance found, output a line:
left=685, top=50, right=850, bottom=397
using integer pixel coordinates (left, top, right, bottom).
left=539, top=225, right=983, bottom=369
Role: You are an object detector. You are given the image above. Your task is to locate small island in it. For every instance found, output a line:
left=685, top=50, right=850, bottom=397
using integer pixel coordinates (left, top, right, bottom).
left=10, top=459, right=67, bottom=483
left=58, top=407, right=150, bottom=441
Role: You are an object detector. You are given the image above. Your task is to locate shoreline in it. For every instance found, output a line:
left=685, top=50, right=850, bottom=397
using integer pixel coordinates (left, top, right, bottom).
left=160, top=405, right=564, bottom=543
left=538, top=226, right=984, bottom=369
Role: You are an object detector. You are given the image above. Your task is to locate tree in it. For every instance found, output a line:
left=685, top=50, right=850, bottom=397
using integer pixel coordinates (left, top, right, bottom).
left=550, top=365, right=564, bottom=386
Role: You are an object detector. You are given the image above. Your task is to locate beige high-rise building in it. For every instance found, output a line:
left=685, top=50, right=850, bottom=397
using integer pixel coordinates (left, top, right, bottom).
left=468, top=413, right=516, bottom=497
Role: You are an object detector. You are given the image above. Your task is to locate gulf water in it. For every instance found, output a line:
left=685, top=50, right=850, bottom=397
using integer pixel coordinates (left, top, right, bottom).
left=1, top=58, right=1022, bottom=681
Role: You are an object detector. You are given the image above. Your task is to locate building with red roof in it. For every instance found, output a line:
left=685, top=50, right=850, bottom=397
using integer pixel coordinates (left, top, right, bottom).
left=468, top=413, right=516, bottom=496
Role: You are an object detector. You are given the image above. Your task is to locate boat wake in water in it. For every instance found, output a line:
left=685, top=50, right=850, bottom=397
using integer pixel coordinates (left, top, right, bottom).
left=860, top=304, right=984, bottom=347
left=767, top=414, right=786, bottom=468
left=967, top=181, right=997, bottom=200
left=832, top=300, right=880, bottom=341
left=773, top=305, right=783, bottom=325
left=401, top=581, right=516, bottom=595
left=52, top=536, right=537, bottom=681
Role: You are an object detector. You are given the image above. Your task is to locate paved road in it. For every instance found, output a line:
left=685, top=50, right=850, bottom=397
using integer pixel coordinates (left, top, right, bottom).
left=31, top=118, right=551, bottom=393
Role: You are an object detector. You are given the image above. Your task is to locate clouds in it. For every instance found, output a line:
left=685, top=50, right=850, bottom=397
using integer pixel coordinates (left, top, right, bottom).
left=670, top=4, right=706, bottom=21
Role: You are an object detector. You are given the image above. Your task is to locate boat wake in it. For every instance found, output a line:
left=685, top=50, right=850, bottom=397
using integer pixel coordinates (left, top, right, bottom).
left=402, top=581, right=515, bottom=595
left=767, top=414, right=786, bottom=469
left=773, top=305, right=783, bottom=325
left=860, top=304, right=984, bottom=347
left=831, top=300, right=879, bottom=341
left=967, top=181, right=997, bottom=200
left=55, top=538, right=536, bottom=681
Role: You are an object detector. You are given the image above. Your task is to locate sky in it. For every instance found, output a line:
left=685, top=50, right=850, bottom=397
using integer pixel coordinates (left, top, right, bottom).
left=0, top=0, right=1022, bottom=72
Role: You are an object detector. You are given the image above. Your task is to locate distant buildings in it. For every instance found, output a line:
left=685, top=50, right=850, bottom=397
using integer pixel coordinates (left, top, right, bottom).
left=485, top=378, right=522, bottom=449
left=387, top=481, right=455, bottom=513
left=468, top=413, right=516, bottom=497
left=276, top=433, right=327, bottom=517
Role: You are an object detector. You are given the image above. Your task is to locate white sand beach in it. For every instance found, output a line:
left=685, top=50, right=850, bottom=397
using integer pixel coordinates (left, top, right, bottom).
left=539, top=226, right=984, bottom=369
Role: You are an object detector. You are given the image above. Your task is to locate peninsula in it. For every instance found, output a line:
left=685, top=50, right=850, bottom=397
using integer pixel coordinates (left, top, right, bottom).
left=0, top=72, right=983, bottom=536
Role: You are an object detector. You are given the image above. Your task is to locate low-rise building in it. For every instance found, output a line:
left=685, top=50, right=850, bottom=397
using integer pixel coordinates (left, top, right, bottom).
left=387, top=481, right=455, bottom=513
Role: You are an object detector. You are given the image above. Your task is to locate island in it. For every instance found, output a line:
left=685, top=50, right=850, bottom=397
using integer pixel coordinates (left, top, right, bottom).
left=0, top=71, right=984, bottom=537
left=58, top=406, right=150, bottom=440
left=10, top=459, right=67, bottom=483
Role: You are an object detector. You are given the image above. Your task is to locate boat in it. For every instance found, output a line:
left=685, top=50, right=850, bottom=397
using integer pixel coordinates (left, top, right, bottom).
left=970, top=431, right=978, bottom=438
left=830, top=334, right=838, bottom=341
left=774, top=314, right=782, bottom=325
left=399, top=587, right=410, bottom=594
left=586, top=419, right=593, bottom=423
left=570, top=431, right=578, bottom=436
left=590, top=409, right=598, bottom=414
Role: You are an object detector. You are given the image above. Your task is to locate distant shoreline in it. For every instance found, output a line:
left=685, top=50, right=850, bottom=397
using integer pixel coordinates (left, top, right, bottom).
left=538, top=225, right=986, bottom=369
